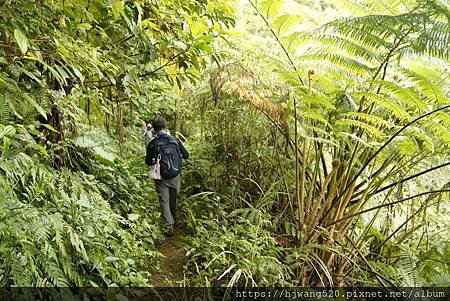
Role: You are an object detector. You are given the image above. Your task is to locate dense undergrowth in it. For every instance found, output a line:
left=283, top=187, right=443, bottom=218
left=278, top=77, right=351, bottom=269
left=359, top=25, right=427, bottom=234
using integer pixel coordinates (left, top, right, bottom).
left=1, top=0, right=450, bottom=289
left=0, top=125, right=163, bottom=286
left=179, top=93, right=450, bottom=287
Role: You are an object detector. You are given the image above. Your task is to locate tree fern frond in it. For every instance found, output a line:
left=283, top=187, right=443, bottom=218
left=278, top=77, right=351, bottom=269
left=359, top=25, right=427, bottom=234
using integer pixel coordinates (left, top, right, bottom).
left=324, top=14, right=414, bottom=46
left=397, top=249, right=425, bottom=287
left=430, top=273, right=450, bottom=286
left=399, top=67, right=449, bottom=105
left=335, top=118, right=386, bottom=138
left=52, top=213, right=67, bottom=258
left=423, top=120, right=450, bottom=147
left=297, top=52, right=375, bottom=75
left=296, top=58, right=363, bottom=80
left=354, top=91, right=411, bottom=120
left=44, top=262, right=69, bottom=287
left=305, top=33, right=383, bottom=62
left=301, top=93, right=336, bottom=110
left=259, top=0, right=284, bottom=19
left=341, top=112, right=394, bottom=129
left=409, top=20, right=450, bottom=58
left=419, top=0, right=450, bottom=20
left=273, top=14, right=301, bottom=36
left=377, top=80, right=428, bottom=111
left=436, top=111, right=450, bottom=128
left=403, top=126, right=435, bottom=152
left=300, top=110, right=331, bottom=126
left=393, top=135, right=420, bottom=155
left=336, top=131, right=375, bottom=147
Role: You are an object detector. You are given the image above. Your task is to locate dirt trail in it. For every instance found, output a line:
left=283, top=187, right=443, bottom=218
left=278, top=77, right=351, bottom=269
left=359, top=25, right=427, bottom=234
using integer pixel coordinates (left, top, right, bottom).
left=151, top=226, right=188, bottom=287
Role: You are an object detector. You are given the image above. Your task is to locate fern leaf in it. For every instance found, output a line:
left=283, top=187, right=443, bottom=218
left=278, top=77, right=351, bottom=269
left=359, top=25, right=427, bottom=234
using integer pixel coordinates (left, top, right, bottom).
left=260, top=0, right=284, bottom=19
left=273, top=14, right=300, bottom=36
left=353, top=91, right=411, bottom=120
left=335, top=118, right=386, bottom=138
left=399, top=67, right=449, bottom=105
left=341, top=112, right=393, bottom=129
left=377, top=80, right=428, bottom=111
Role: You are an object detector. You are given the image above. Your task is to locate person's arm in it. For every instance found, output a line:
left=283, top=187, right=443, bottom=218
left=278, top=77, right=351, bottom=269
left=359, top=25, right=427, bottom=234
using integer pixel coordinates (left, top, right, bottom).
left=177, top=139, right=189, bottom=159
left=145, top=141, right=156, bottom=165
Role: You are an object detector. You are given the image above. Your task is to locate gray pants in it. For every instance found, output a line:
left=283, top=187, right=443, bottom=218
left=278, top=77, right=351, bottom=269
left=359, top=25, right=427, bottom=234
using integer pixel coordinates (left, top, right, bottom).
left=154, top=174, right=180, bottom=226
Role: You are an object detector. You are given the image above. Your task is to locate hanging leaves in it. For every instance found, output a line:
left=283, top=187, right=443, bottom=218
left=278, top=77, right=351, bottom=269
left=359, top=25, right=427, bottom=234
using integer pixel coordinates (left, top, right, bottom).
left=272, top=14, right=300, bottom=36
left=13, top=29, right=29, bottom=55
left=260, top=0, right=283, bottom=19
left=112, top=0, right=124, bottom=18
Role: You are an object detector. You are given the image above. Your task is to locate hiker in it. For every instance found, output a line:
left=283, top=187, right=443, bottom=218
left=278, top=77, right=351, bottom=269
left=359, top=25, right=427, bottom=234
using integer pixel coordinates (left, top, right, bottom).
left=145, top=117, right=189, bottom=236
left=141, top=121, right=155, bottom=144
left=142, top=120, right=171, bottom=144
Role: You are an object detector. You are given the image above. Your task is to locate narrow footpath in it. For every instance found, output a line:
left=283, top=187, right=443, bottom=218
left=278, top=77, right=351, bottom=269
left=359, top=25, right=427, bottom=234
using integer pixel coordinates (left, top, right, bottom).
left=151, top=226, right=188, bottom=287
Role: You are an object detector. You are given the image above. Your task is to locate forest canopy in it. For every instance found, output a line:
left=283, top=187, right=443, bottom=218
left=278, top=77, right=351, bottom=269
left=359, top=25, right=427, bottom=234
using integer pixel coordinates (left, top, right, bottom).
left=0, top=0, right=449, bottom=291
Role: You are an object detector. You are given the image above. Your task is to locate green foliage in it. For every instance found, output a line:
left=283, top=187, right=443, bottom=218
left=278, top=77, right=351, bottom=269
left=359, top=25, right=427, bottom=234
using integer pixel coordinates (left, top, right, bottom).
left=183, top=193, right=292, bottom=286
left=0, top=123, right=163, bottom=286
left=0, top=0, right=449, bottom=289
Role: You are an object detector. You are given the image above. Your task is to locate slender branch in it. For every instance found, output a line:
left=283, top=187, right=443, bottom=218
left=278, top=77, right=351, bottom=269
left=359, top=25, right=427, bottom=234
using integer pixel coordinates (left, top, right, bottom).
left=372, top=182, right=449, bottom=253
left=112, top=34, right=134, bottom=45
left=139, top=46, right=192, bottom=78
left=139, top=60, right=179, bottom=78
left=248, top=0, right=304, bottom=85
left=326, top=189, right=450, bottom=227
left=345, top=105, right=449, bottom=193
left=372, top=161, right=450, bottom=195
left=371, top=200, right=438, bottom=253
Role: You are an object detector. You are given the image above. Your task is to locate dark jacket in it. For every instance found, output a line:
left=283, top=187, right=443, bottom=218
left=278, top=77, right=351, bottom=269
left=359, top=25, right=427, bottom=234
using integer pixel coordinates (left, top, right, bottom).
left=145, top=132, right=189, bottom=166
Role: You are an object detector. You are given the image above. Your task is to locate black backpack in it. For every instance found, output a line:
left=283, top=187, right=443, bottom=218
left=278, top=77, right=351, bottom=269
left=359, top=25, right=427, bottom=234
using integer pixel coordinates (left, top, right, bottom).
left=153, top=135, right=182, bottom=179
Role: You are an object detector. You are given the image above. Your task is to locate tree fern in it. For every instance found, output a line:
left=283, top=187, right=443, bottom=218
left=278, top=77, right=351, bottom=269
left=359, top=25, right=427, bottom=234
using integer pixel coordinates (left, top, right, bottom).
left=354, top=91, right=411, bottom=120
left=311, top=52, right=375, bottom=74
left=304, top=33, right=383, bottom=62
left=409, top=20, right=450, bottom=58
left=422, top=119, right=450, bottom=147
left=376, top=80, right=428, bottom=111
left=335, top=118, right=386, bottom=138
left=399, top=67, right=449, bottom=105
left=342, top=112, right=394, bottom=129
left=396, top=249, right=425, bottom=287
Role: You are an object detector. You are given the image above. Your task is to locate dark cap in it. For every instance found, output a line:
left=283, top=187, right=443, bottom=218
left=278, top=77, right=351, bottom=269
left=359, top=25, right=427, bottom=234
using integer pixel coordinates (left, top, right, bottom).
left=152, top=117, right=167, bottom=131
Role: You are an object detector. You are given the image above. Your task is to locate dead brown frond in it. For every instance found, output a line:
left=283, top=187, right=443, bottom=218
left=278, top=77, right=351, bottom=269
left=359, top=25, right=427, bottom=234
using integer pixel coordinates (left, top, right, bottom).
left=210, top=64, right=289, bottom=134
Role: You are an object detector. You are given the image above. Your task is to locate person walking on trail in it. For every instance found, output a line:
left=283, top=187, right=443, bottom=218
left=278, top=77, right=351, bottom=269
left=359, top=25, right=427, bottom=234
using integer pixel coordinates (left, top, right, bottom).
left=145, top=117, right=189, bottom=236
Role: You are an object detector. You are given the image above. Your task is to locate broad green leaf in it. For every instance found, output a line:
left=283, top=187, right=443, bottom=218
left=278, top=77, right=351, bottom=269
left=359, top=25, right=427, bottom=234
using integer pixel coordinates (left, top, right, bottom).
left=112, top=0, right=124, bottom=18
left=24, top=53, right=63, bottom=84
left=273, top=14, right=300, bottom=35
left=0, top=125, right=15, bottom=139
left=20, top=68, right=43, bottom=86
left=260, top=0, right=283, bottom=19
left=194, top=42, right=212, bottom=53
left=191, top=54, right=200, bottom=70
left=282, top=32, right=305, bottom=52
left=190, top=19, right=208, bottom=37
left=186, top=67, right=201, bottom=77
left=36, top=144, right=49, bottom=157
left=0, top=77, right=7, bottom=88
left=23, top=94, right=47, bottom=119
left=43, top=124, right=58, bottom=132
left=14, top=29, right=29, bottom=55
left=141, top=19, right=160, bottom=31
left=77, top=23, right=92, bottom=31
